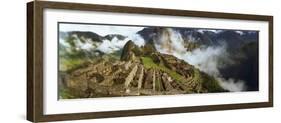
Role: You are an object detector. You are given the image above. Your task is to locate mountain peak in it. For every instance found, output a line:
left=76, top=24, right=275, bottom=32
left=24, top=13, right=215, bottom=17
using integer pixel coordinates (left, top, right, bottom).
left=143, top=40, right=157, bottom=55
left=68, top=31, right=103, bottom=42
left=120, top=40, right=142, bottom=61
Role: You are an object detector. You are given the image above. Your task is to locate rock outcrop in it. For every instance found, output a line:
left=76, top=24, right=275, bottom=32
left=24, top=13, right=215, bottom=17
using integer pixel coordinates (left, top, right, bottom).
left=120, top=40, right=142, bottom=61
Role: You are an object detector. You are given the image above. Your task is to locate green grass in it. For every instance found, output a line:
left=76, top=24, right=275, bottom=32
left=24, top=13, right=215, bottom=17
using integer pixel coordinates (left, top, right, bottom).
left=193, top=69, right=201, bottom=83
left=59, top=58, right=86, bottom=72
left=155, top=80, right=161, bottom=91
left=141, top=56, right=185, bottom=82
left=59, top=88, right=75, bottom=99
left=193, top=68, right=225, bottom=92
left=59, top=50, right=121, bottom=72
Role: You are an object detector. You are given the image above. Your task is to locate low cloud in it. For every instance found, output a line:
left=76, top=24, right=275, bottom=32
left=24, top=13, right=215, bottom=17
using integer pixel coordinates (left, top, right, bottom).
left=154, top=28, right=246, bottom=92
left=97, top=37, right=127, bottom=53
left=97, top=34, right=145, bottom=53
left=217, top=78, right=246, bottom=92
left=128, top=34, right=145, bottom=47
left=182, top=45, right=226, bottom=77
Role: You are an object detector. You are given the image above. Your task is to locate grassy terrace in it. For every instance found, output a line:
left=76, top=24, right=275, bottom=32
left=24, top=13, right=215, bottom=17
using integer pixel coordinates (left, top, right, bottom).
left=141, top=56, right=224, bottom=92
left=59, top=88, right=75, bottom=99
left=141, top=56, right=186, bottom=82
left=193, top=65, right=224, bottom=92
left=59, top=58, right=86, bottom=72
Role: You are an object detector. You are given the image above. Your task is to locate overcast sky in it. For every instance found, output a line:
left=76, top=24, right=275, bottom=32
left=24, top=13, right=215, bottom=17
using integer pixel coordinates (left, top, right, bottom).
left=59, top=23, right=145, bottom=36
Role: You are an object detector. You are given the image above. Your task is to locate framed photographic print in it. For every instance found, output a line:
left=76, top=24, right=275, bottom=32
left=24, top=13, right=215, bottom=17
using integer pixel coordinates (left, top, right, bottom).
left=27, top=1, right=273, bottom=122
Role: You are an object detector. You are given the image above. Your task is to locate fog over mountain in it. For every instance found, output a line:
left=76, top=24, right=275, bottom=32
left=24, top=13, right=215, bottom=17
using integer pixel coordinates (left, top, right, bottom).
left=137, top=27, right=258, bottom=91
left=59, top=25, right=258, bottom=92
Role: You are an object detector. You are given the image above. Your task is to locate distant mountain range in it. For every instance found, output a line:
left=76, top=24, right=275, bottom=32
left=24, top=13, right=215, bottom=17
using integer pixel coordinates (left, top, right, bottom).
left=60, top=31, right=127, bottom=42
left=137, top=27, right=258, bottom=51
